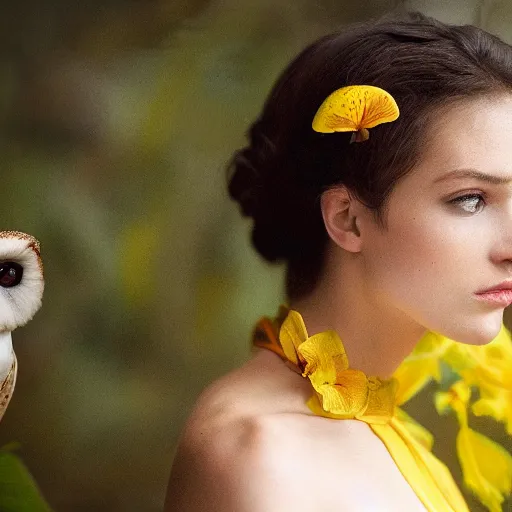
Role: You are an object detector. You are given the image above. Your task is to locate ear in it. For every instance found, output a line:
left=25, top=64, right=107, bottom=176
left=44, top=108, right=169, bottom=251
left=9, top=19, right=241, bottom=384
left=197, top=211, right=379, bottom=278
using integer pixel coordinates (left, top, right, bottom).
left=320, top=187, right=363, bottom=253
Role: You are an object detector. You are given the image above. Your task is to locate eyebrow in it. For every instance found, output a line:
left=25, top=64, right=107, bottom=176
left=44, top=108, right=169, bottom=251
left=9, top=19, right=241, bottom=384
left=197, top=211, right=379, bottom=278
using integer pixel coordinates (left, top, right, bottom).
left=434, top=168, right=512, bottom=185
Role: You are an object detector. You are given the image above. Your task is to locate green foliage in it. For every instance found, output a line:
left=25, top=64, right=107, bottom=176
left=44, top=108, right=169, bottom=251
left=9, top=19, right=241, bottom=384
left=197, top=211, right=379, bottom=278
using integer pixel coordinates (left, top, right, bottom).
left=0, top=445, right=52, bottom=512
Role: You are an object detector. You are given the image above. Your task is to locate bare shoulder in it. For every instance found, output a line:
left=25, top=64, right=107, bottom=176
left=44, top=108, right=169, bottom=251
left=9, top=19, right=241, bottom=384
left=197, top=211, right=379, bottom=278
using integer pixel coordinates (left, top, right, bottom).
left=165, top=349, right=315, bottom=511
left=165, top=350, right=428, bottom=512
left=164, top=350, right=369, bottom=511
left=191, top=348, right=315, bottom=421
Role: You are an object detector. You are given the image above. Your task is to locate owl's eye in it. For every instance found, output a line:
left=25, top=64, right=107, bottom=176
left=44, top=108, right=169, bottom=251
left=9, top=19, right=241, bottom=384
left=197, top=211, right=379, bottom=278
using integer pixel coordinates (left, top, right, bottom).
left=0, top=262, right=23, bottom=288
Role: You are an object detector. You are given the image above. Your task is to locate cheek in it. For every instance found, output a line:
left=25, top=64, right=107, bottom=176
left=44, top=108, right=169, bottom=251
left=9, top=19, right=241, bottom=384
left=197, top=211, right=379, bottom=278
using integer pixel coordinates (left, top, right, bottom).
left=366, top=214, right=504, bottom=343
left=364, top=215, right=474, bottom=304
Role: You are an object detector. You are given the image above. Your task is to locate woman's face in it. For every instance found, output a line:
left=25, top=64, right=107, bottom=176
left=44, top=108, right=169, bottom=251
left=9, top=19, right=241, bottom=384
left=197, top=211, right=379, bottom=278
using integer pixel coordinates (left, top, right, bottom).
left=362, top=94, right=512, bottom=345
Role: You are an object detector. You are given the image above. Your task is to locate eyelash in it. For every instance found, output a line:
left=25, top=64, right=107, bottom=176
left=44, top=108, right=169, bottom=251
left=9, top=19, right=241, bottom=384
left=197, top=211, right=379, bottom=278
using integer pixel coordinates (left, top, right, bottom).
left=448, top=193, right=486, bottom=214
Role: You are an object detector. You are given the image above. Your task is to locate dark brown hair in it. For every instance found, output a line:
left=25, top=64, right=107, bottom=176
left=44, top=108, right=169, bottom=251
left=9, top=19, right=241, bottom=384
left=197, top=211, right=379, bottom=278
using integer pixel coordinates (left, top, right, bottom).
left=227, top=11, right=512, bottom=300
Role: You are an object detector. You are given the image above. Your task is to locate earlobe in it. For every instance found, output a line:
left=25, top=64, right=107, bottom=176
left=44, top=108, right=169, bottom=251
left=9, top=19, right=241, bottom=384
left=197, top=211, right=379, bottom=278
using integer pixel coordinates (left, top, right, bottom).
left=320, top=188, right=363, bottom=253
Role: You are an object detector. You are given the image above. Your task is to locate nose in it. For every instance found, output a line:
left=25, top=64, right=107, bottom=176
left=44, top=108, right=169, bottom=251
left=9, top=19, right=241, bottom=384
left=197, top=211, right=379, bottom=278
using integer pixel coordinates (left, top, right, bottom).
left=490, top=225, right=512, bottom=267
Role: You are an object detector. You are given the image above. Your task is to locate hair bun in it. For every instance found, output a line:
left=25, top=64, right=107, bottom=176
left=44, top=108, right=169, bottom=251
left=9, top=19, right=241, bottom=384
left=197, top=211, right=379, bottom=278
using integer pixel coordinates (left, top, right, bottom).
left=228, top=121, right=277, bottom=213
left=228, top=120, right=308, bottom=262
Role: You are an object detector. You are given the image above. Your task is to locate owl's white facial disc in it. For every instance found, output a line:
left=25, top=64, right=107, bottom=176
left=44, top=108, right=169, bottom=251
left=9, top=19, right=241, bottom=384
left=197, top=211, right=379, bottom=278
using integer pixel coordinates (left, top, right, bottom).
left=0, top=232, right=44, bottom=332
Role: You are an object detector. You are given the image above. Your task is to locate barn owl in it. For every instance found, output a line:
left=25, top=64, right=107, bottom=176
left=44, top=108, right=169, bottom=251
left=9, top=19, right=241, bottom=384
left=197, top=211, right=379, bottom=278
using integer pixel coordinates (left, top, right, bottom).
left=0, top=231, right=44, bottom=421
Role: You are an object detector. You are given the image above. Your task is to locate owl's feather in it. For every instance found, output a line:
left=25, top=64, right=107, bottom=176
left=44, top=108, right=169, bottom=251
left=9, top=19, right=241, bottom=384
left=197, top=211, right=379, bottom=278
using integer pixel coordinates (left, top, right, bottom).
left=0, top=231, right=44, bottom=421
left=0, top=234, right=44, bottom=332
left=0, top=331, right=12, bottom=382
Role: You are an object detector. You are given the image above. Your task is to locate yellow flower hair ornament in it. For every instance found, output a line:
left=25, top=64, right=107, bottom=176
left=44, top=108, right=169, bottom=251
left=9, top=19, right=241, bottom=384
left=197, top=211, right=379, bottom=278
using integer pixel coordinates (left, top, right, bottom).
left=312, top=85, right=400, bottom=143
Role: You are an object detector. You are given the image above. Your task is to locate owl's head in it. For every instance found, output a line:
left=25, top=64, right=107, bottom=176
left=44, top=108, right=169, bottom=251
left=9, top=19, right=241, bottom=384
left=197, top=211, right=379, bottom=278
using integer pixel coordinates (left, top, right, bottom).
left=0, top=231, right=44, bottom=332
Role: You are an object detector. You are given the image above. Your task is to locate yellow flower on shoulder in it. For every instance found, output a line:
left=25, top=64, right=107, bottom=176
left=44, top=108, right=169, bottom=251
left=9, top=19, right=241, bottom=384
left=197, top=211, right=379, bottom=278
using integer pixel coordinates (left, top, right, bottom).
left=299, top=330, right=369, bottom=416
left=279, top=310, right=397, bottom=423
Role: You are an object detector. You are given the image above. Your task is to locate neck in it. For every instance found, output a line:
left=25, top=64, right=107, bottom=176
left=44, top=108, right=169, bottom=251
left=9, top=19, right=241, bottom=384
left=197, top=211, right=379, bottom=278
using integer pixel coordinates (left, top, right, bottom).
left=0, top=331, right=13, bottom=383
left=288, top=251, right=428, bottom=379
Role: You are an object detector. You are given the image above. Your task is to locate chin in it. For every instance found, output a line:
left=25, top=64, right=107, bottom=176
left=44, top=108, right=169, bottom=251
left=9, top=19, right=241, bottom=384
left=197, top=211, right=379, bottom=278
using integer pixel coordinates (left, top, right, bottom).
left=448, top=311, right=504, bottom=346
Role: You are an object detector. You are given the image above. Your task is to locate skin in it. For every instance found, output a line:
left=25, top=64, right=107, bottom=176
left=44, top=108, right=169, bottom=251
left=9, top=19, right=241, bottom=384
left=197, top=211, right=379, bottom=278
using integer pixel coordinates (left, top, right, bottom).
left=294, top=93, right=512, bottom=378
left=165, top=94, right=512, bottom=511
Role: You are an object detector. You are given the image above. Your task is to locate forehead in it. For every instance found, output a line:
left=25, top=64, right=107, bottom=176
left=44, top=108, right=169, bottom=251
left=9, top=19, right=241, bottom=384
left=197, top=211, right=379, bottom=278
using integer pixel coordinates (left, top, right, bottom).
left=406, top=94, right=512, bottom=187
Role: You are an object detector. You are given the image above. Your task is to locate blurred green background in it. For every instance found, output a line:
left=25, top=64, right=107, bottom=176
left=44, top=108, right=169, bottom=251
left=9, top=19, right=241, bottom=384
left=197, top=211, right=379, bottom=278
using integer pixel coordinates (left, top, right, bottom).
left=0, top=1, right=511, bottom=510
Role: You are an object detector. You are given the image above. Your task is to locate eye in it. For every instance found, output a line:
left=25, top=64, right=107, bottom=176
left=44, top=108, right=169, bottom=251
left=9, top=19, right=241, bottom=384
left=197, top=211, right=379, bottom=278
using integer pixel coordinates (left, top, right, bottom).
left=448, top=193, right=485, bottom=214
left=0, top=262, right=23, bottom=288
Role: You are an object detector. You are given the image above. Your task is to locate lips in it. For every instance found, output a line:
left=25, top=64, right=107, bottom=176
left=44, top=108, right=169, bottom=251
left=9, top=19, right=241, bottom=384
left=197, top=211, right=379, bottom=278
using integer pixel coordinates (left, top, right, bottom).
left=476, top=281, right=512, bottom=294
left=474, top=289, right=512, bottom=307
left=475, top=281, right=512, bottom=307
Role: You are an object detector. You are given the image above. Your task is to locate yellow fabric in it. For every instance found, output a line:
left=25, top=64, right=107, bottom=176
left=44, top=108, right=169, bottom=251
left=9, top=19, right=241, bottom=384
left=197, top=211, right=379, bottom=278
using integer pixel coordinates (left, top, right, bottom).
left=252, top=305, right=512, bottom=512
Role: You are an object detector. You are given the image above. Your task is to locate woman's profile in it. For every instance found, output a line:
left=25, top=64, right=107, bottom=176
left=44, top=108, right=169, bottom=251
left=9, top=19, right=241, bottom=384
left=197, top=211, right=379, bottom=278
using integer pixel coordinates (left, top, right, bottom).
left=166, top=11, right=512, bottom=512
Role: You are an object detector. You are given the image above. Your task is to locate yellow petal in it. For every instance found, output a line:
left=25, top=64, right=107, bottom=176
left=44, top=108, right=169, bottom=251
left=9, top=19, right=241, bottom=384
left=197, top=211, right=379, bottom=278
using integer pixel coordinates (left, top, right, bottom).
left=315, top=369, right=369, bottom=416
left=434, top=391, right=453, bottom=416
left=393, top=358, right=439, bottom=406
left=298, top=330, right=349, bottom=379
left=434, top=380, right=470, bottom=426
left=312, top=85, right=399, bottom=134
left=457, top=426, right=512, bottom=512
left=438, top=323, right=512, bottom=391
left=461, top=324, right=512, bottom=390
left=306, top=393, right=349, bottom=419
left=472, top=385, right=512, bottom=436
left=298, top=330, right=361, bottom=415
left=442, top=342, right=477, bottom=373
left=307, top=378, right=397, bottom=423
left=393, top=331, right=448, bottom=405
left=451, top=380, right=472, bottom=405
left=279, top=310, right=309, bottom=366
left=360, top=376, right=398, bottom=424
left=252, top=317, right=287, bottom=360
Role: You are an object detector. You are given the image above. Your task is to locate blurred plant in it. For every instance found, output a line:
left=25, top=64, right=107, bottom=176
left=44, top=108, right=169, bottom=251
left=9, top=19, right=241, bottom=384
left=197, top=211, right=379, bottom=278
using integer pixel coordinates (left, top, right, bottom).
left=0, top=444, right=52, bottom=512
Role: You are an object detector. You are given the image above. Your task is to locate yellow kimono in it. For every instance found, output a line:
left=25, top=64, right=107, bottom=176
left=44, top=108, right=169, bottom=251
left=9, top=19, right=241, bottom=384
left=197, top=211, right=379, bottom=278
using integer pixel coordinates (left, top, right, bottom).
left=252, top=305, right=512, bottom=512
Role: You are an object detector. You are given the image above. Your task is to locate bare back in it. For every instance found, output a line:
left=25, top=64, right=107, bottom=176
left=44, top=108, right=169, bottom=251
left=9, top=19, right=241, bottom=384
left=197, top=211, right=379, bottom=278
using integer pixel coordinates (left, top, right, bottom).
left=165, top=349, right=427, bottom=511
